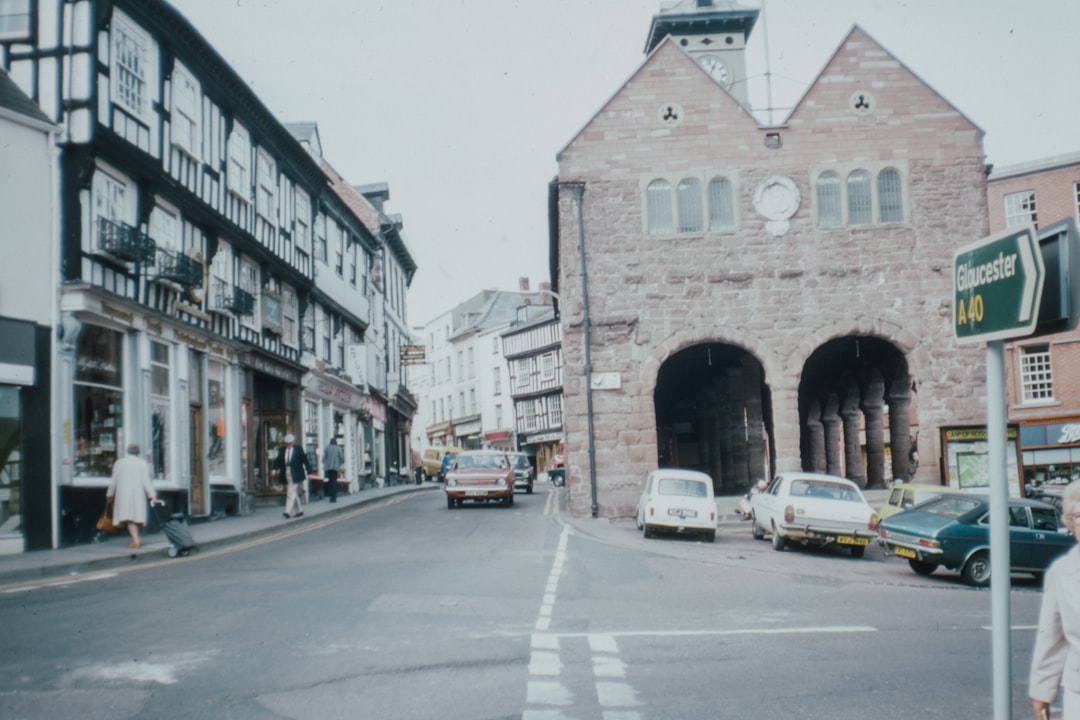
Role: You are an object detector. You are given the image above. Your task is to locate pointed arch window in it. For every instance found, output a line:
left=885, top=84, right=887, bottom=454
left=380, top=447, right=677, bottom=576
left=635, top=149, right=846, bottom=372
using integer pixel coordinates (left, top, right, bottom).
left=677, top=178, right=704, bottom=233
left=707, top=176, right=735, bottom=231
left=847, top=170, right=872, bottom=225
left=816, top=171, right=842, bottom=228
left=646, top=179, right=674, bottom=234
left=878, top=168, right=904, bottom=223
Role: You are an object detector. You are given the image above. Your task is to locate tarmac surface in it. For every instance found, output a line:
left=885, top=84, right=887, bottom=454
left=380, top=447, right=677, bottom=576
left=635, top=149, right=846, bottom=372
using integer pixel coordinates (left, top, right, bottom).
left=0, top=481, right=891, bottom=585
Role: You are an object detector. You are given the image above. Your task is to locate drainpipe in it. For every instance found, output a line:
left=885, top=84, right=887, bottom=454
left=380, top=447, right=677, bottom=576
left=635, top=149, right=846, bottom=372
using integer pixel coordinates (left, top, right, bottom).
left=562, top=182, right=598, bottom=517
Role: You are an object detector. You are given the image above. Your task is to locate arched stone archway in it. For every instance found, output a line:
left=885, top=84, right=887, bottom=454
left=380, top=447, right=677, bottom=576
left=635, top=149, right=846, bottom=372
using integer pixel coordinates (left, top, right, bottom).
left=798, top=336, right=915, bottom=488
left=654, top=342, right=773, bottom=495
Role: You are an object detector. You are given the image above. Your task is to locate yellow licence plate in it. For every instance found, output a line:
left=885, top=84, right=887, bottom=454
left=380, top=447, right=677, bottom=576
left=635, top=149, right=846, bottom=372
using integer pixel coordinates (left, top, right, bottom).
left=894, top=546, right=917, bottom=559
left=836, top=535, right=868, bottom=546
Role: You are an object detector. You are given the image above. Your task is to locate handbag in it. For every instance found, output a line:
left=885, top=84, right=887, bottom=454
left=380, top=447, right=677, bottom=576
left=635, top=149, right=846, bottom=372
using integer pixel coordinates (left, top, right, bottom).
left=96, top=499, right=118, bottom=534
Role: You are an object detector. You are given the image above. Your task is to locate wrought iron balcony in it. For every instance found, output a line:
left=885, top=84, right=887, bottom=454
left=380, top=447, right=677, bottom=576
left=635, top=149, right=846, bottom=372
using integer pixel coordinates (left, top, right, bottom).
left=210, top=277, right=254, bottom=316
left=156, top=248, right=202, bottom=287
left=97, top=217, right=156, bottom=263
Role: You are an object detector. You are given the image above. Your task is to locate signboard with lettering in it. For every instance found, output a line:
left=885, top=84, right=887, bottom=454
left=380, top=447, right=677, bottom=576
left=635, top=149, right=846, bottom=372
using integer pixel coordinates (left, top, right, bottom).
left=954, top=225, right=1044, bottom=344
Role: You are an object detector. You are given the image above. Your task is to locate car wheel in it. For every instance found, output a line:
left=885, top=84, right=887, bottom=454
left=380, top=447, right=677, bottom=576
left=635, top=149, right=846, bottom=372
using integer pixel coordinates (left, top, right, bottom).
left=446, top=495, right=455, bottom=510
left=961, top=551, right=991, bottom=587
left=850, top=545, right=866, bottom=559
left=770, top=523, right=786, bottom=551
left=908, top=559, right=937, bottom=576
left=643, top=524, right=655, bottom=539
left=751, top=513, right=765, bottom=540
left=702, top=530, right=716, bottom=543
left=526, top=483, right=533, bottom=494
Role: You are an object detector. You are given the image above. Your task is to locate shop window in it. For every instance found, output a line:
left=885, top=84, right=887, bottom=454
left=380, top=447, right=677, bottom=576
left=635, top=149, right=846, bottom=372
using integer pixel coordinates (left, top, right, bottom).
left=0, top=0, right=31, bottom=40
left=1005, top=190, right=1037, bottom=229
left=207, top=360, right=226, bottom=478
left=816, top=171, right=842, bottom=228
left=1020, top=344, right=1053, bottom=403
left=0, top=386, right=21, bottom=534
left=149, top=340, right=171, bottom=480
left=74, top=326, right=124, bottom=478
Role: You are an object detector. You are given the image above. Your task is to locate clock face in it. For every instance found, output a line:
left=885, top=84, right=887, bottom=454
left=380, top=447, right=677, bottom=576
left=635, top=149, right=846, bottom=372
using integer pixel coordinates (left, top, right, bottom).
left=697, top=55, right=730, bottom=87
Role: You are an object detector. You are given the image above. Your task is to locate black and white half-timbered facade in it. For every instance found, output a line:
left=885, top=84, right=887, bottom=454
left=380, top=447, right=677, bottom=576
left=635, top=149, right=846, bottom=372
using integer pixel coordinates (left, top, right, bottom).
left=0, top=0, right=415, bottom=549
left=501, top=307, right=564, bottom=473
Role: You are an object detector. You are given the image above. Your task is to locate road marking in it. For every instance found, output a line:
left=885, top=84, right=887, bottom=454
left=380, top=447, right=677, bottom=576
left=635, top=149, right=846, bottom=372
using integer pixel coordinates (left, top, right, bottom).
left=1, top=571, right=117, bottom=594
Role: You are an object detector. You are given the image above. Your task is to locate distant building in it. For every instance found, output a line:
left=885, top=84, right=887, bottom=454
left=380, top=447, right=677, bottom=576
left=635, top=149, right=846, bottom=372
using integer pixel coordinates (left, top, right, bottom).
left=0, top=68, right=57, bottom=552
left=501, top=301, right=564, bottom=471
left=988, top=152, right=1080, bottom=486
left=551, top=1, right=988, bottom=517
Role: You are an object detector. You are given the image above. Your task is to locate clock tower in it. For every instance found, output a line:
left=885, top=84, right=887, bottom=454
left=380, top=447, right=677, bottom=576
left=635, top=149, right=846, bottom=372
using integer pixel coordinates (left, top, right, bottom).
left=644, top=0, right=759, bottom=106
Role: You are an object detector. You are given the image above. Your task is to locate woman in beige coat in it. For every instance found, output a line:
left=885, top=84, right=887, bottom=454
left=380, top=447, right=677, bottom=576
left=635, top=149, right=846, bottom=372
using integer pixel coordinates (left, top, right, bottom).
left=106, top=443, right=157, bottom=548
left=1030, top=480, right=1080, bottom=720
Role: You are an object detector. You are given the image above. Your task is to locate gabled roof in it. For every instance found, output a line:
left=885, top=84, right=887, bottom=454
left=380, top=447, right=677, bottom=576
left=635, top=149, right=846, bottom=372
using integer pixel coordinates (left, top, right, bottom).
left=0, top=68, right=53, bottom=130
left=558, top=35, right=755, bottom=158
left=782, top=24, right=983, bottom=135
left=284, top=121, right=323, bottom=159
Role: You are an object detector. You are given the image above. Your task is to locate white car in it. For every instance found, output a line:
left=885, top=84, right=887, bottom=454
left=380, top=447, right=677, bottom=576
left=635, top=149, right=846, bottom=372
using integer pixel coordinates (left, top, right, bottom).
left=748, top=472, right=878, bottom=558
left=635, top=468, right=718, bottom=543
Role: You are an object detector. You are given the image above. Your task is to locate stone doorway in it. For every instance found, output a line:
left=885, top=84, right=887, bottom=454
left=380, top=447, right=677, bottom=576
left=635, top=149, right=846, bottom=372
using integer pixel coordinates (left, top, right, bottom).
left=654, top=343, right=773, bottom=496
left=798, top=337, right=916, bottom=489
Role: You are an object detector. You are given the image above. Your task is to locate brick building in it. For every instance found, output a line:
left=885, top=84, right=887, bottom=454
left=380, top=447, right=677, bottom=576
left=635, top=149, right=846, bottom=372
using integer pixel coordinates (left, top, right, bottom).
left=550, top=2, right=988, bottom=517
left=988, top=153, right=1080, bottom=486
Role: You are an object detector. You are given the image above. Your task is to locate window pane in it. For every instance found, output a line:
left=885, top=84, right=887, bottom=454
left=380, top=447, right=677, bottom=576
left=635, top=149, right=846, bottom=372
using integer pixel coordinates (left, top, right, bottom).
left=646, top=179, right=673, bottom=234
left=878, top=168, right=903, bottom=223
left=847, top=170, right=872, bottom=225
left=1020, top=344, right=1053, bottom=402
left=816, top=172, right=841, bottom=227
left=708, top=176, right=735, bottom=231
left=1005, top=191, right=1037, bottom=229
left=677, top=178, right=703, bottom=233
left=74, top=326, right=124, bottom=477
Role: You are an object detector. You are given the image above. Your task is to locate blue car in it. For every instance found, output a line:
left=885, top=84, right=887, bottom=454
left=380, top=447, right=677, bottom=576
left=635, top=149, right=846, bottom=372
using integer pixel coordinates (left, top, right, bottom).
left=877, top=494, right=1075, bottom=587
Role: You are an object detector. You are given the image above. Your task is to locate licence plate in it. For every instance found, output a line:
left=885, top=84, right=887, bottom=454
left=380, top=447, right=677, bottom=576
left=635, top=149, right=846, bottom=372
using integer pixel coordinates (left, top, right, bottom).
left=836, top=535, right=868, bottom=546
left=894, top=546, right=917, bottom=559
left=668, top=509, right=697, bottom=518
left=465, top=490, right=489, bottom=497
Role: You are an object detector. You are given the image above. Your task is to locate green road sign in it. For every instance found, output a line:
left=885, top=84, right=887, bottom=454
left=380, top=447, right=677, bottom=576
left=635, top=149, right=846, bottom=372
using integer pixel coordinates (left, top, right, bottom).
left=954, top=224, right=1044, bottom=344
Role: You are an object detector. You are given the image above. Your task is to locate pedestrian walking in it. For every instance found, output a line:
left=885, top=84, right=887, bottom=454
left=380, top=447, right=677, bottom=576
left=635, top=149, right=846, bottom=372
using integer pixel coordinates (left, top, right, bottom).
left=322, top=437, right=344, bottom=503
left=1030, top=480, right=1080, bottom=720
left=106, top=443, right=157, bottom=549
left=272, top=433, right=313, bottom=519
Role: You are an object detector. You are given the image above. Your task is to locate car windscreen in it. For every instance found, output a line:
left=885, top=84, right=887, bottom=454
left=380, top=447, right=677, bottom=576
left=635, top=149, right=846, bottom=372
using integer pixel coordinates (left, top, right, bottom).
left=511, top=456, right=530, bottom=468
left=917, top=495, right=982, bottom=518
left=790, top=480, right=861, bottom=502
left=657, top=478, right=708, bottom=497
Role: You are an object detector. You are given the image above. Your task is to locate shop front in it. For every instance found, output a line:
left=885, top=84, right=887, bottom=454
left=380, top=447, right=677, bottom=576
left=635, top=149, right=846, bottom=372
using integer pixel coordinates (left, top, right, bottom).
left=483, top=430, right=515, bottom=452
left=516, top=430, right=563, bottom=475
left=240, top=351, right=303, bottom=503
left=302, top=367, right=367, bottom=496
left=1018, top=417, right=1080, bottom=488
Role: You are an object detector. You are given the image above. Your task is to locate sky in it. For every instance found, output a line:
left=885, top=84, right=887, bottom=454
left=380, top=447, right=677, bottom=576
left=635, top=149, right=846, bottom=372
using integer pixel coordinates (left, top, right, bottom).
left=167, top=0, right=1080, bottom=327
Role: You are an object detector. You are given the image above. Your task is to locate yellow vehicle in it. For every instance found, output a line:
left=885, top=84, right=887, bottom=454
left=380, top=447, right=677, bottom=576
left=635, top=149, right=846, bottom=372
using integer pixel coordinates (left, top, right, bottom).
left=877, top=482, right=965, bottom=520
left=422, top=447, right=463, bottom=482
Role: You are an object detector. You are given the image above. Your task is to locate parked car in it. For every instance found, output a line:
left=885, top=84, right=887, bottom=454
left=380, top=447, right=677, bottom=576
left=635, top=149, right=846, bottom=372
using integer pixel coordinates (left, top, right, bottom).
left=1026, top=487, right=1065, bottom=513
left=749, top=472, right=878, bottom=558
left=444, top=450, right=514, bottom=509
left=877, top=482, right=966, bottom=520
left=877, top=494, right=1074, bottom=587
left=423, top=446, right=463, bottom=482
left=508, top=452, right=534, bottom=494
left=635, top=468, right=718, bottom=543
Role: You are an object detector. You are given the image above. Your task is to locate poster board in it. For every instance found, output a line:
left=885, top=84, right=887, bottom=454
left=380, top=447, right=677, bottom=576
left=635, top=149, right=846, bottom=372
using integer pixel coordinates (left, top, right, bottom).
left=940, top=425, right=1023, bottom=497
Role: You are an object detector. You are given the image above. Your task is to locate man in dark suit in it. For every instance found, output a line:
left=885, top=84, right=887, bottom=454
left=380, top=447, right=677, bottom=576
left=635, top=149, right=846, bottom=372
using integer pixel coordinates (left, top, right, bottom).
left=272, top=433, right=312, bottom=519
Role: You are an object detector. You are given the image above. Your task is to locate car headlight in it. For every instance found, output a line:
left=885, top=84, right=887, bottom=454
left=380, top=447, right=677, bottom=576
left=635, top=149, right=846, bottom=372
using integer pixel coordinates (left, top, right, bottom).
left=496, top=477, right=506, bottom=487
left=447, top=478, right=457, bottom=487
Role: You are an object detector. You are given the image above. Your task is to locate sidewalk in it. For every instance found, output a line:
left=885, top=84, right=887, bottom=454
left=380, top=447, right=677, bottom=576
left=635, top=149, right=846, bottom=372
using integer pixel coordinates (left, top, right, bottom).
left=0, top=481, right=441, bottom=585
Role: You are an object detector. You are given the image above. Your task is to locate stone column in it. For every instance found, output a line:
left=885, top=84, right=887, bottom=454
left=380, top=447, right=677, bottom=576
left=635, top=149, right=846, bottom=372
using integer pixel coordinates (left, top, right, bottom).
left=822, top=392, right=843, bottom=477
left=888, top=374, right=913, bottom=481
left=804, top=398, right=826, bottom=474
left=742, top=357, right=767, bottom=487
left=769, top=383, right=802, bottom=474
left=841, top=379, right=866, bottom=488
left=861, top=370, right=887, bottom=488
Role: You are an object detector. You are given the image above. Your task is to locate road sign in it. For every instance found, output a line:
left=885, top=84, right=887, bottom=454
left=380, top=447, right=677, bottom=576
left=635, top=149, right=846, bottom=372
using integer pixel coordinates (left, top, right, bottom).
left=954, top=224, right=1044, bottom=344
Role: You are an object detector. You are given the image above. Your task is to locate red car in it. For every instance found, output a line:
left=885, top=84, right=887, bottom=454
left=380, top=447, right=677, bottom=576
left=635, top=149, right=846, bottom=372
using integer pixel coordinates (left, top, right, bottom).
left=444, top=450, right=515, bottom=509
